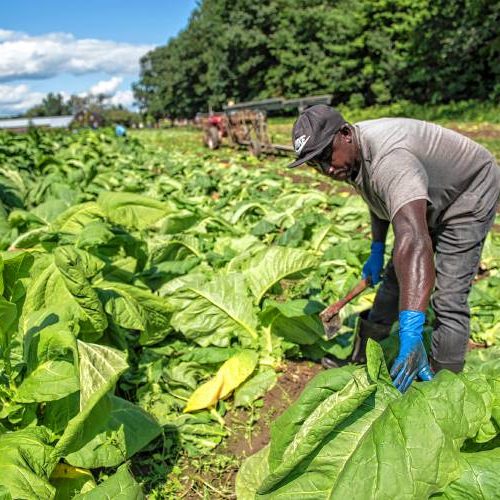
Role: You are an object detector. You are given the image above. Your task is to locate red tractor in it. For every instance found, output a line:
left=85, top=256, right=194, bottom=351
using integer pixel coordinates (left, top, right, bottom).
left=202, top=113, right=226, bottom=150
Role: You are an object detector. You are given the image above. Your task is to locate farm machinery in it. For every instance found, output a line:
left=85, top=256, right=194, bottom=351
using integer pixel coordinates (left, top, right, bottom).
left=198, top=95, right=332, bottom=156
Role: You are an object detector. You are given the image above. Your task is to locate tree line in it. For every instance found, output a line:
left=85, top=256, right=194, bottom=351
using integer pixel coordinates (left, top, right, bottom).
left=23, top=93, right=140, bottom=126
left=133, top=0, right=499, bottom=119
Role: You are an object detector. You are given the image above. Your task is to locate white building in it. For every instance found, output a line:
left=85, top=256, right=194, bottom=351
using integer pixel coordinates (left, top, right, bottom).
left=0, top=115, right=74, bottom=132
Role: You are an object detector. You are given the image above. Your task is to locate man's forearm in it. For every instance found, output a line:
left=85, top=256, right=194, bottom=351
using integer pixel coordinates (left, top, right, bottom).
left=391, top=202, right=434, bottom=311
left=393, top=234, right=434, bottom=310
left=371, top=211, right=390, bottom=243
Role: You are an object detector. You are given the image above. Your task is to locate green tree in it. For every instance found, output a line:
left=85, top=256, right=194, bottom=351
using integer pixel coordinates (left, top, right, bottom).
left=25, top=93, right=72, bottom=117
left=404, top=0, right=500, bottom=103
left=133, top=0, right=499, bottom=117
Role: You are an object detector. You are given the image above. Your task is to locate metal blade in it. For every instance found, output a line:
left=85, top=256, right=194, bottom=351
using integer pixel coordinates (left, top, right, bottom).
left=322, top=314, right=342, bottom=340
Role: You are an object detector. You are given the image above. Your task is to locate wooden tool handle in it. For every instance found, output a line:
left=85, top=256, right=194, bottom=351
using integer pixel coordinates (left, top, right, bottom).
left=320, top=277, right=371, bottom=323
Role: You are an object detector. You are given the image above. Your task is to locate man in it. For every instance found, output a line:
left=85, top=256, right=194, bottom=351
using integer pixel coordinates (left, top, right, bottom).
left=115, top=124, right=127, bottom=137
left=289, top=105, right=500, bottom=392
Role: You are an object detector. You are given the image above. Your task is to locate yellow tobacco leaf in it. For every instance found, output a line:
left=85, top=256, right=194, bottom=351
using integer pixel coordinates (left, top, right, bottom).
left=50, top=463, right=96, bottom=495
left=50, top=463, right=94, bottom=481
left=184, top=350, right=259, bottom=413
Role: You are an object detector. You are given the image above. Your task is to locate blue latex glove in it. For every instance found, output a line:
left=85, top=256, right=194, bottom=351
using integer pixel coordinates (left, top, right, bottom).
left=362, top=241, right=385, bottom=285
left=390, top=310, right=434, bottom=393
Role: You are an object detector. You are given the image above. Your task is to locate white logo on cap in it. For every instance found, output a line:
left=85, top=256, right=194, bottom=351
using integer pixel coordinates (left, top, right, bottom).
left=294, top=134, right=310, bottom=154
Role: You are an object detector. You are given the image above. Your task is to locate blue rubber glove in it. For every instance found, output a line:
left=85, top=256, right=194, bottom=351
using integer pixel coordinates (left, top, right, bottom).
left=390, top=310, right=434, bottom=393
left=362, top=241, right=385, bottom=285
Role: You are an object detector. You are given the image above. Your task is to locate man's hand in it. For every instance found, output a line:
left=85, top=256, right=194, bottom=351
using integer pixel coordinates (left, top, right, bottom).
left=390, top=310, right=433, bottom=393
left=362, top=241, right=385, bottom=285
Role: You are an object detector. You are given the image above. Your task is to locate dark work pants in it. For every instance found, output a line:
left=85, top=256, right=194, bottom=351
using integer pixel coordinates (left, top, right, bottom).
left=369, top=201, right=498, bottom=373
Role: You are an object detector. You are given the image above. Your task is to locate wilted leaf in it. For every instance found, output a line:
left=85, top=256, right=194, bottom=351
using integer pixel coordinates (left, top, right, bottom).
left=184, top=350, right=258, bottom=412
left=50, top=463, right=95, bottom=499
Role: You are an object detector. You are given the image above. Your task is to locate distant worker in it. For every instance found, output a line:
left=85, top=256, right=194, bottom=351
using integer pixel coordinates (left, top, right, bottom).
left=289, top=105, right=500, bottom=392
left=115, top=124, right=127, bottom=137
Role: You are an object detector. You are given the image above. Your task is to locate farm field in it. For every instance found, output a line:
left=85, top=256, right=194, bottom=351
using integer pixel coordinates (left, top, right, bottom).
left=0, top=112, right=500, bottom=499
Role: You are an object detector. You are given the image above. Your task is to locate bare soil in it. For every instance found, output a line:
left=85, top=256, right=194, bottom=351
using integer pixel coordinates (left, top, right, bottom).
left=225, top=360, right=322, bottom=458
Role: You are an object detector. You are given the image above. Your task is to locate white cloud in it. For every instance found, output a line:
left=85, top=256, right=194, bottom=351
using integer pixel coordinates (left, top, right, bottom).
left=0, top=83, right=44, bottom=114
left=0, top=80, right=137, bottom=116
left=105, top=90, right=135, bottom=108
left=0, top=29, right=153, bottom=81
left=89, top=76, right=123, bottom=96
left=79, top=78, right=135, bottom=107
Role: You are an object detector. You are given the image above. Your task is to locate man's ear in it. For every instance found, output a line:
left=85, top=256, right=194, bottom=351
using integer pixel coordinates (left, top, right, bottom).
left=339, top=124, right=352, bottom=142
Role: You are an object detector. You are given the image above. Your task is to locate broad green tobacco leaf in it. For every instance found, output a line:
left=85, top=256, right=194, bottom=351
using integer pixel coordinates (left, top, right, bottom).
left=229, top=202, right=269, bottom=224
left=73, top=463, right=143, bottom=499
left=480, top=232, right=500, bottom=270
left=236, top=446, right=270, bottom=500
left=32, top=199, right=71, bottom=224
left=465, top=346, right=500, bottom=427
left=41, top=392, right=80, bottom=435
left=0, top=254, right=4, bottom=294
left=15, top=360, right=78, bottom=403
left=184, top=350, right=258, bottom=412
left=97, top=281, right=173, bottom=346
left=22, top=251, right=107, bottom=342
left=171, top=273, right=259, bottom=347
left=180, top=346, right=239, bottom=365
left=0, top=297, right=17, bottom=353
left=8, top=227, right=49, bottom=250
left=54, top=246, right=107, bottom=338
left=149, top=235, right=202, bottom=264
left=160, top=209, right=200, bottom=234
left=213, top=234, right=260, bottom=257
left=240, top=352, right=495, bottom=499
left=275, top=192, right=328, bottom=213
left=65, top=394, right=161, bottom=468
left=15, top=321, right=79, bottom=403
left=2, top=250, right=34, bottom=304
left=51, top=202, right=105, bottom=234
left=75, top=220, right=115, bottom=249
left=98, top=192, right=170, bottom=230
left=433, top=448, right=500, bottom=499
left=52, top=341, right=128, bottom=463
left=243, top=247, right=316, bottom=303
left=258, top=369, right=376, bottom=494
left=267, top=365, right=358, bottom=472
left=0, top=426, right=55, bottom=499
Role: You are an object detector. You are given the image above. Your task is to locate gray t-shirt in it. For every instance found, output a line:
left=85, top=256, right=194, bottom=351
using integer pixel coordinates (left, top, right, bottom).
left=350, top=118, right=500, bottom=227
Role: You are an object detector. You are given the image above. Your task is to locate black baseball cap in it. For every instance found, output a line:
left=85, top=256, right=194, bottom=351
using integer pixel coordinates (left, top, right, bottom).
left=288, top=105, right=346, bottom=168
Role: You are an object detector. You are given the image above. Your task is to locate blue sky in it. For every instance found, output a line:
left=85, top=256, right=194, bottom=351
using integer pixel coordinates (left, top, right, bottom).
left=0, top=0, right=198, bottom=115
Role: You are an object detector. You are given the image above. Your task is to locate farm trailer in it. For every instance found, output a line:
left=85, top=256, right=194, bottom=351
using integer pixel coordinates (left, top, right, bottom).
left=197, top=95, right=332, bottom=156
